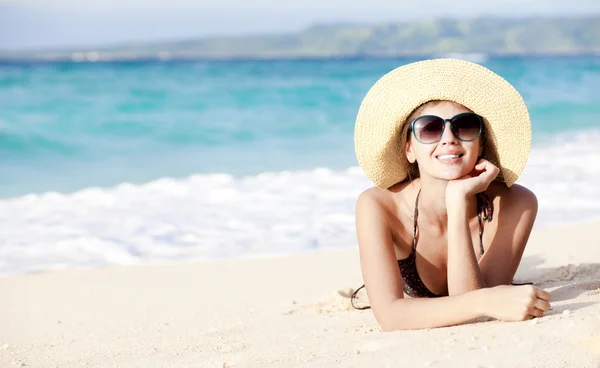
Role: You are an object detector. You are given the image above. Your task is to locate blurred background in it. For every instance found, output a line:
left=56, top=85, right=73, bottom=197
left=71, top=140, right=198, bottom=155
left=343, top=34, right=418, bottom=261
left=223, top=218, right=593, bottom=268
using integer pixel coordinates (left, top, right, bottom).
left=2, top=0, right=599, bottom=51
left=0, top=0, right=599, bottom=275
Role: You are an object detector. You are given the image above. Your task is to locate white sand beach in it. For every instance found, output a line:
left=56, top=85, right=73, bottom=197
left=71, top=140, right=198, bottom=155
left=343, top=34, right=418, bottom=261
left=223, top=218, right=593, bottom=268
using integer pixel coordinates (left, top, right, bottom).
left=1, top=221, right=599, bottom=368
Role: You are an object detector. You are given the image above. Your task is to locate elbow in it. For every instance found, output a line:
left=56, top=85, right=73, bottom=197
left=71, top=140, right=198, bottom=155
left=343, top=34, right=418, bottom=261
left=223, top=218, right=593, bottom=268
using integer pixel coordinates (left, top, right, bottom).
left=380, top=324, right=396, bottom=333
left=373, top=300, right=409, bottom=332
left=376, top=314, right=413, bottom=332
left=376, top=315, right=398, bottom=332
left=376, top=312, right=396, bottom=332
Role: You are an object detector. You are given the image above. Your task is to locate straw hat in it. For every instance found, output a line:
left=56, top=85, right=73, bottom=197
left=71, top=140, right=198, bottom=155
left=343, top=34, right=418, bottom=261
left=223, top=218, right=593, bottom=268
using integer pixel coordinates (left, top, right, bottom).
left=354, top=58, right=531, bottom=188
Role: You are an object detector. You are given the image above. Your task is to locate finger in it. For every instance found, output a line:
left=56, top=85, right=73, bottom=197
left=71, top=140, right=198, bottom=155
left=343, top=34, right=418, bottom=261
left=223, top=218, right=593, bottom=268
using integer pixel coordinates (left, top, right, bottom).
left=528, top=307, right=544, bottom=318
left=478, top=161, right=498, bottom=176
left=475, top=162, right=499, bottom=182
left=485, top=166, right=500, bottom=181
left=472, top=160, right=492, bottom=175
left=475, top=160, right=488, bottom=170
left=474, top=166, right=496, bottom=185
left=534, top=287, right=552, bottom=302
left=534, top=298, right=552, bottom=312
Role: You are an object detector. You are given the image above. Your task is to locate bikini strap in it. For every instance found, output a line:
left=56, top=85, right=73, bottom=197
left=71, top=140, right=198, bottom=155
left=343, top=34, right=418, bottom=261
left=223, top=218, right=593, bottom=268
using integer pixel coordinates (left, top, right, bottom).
left=351, top=190, right=493, bottom=310
left=352, top=189, right=420, bottom=310
left=350, top=284, right=371, bottom=310
left=415, top=190, right=493, bottom=256
left=413, top=189, right=421, bottom=251
left=476, top=192, right=494, bottom=256
left=477, top=211, right=485, bottom=256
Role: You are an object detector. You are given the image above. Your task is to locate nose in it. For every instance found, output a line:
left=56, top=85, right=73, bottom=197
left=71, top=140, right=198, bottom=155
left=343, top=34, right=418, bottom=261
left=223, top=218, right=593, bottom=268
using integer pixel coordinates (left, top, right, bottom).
left=439, top=121, right=458, bottom=145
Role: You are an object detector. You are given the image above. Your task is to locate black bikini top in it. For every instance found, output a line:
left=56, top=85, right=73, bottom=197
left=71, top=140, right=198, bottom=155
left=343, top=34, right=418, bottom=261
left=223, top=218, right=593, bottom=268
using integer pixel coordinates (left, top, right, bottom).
left=351, top=190, right=494, bottom=309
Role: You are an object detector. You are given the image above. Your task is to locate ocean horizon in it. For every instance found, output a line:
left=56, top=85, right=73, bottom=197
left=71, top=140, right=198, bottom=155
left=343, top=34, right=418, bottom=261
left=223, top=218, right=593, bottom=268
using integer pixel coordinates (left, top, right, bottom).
left=1, top=55, right=599, bottom=276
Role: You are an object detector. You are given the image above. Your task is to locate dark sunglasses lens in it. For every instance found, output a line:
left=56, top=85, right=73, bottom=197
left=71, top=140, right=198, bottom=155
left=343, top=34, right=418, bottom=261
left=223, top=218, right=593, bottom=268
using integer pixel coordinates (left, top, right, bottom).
left=413, top=116, right=444, bottom=143
left=451, top=114, right=482, bottom=141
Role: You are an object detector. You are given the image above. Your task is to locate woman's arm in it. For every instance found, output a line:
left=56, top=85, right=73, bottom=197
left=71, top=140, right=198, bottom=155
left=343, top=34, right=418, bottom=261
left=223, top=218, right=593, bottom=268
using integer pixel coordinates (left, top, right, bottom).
left=443, top=183, right=538, bottom=296
left=375, top=290, right=489, bottom=330
left=446, top=199, right=487, bottom=295
left=356, top=189, right=487, bottom=330
left=356, top=188, right=549, bottom=331
left=479, top=184, right=538, bottom=286
left=355, top=189, right=405, bottom=328
left=444, top=159, right=499, bottom=295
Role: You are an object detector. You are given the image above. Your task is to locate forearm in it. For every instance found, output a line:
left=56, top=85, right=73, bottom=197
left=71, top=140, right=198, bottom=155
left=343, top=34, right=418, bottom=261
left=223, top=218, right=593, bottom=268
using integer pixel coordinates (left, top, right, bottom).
left=377, top=288, right=488, bottom=331
left=447, top=201, right=486, bottom=295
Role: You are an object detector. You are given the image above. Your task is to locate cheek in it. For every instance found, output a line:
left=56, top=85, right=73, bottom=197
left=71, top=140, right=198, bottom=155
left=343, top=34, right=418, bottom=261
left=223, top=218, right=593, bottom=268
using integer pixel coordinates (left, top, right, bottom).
left=461, top=145, right=482, bottom=170
left=411, top=144, right=435, bottom=162
left=467, top=149, right=480, bottom=163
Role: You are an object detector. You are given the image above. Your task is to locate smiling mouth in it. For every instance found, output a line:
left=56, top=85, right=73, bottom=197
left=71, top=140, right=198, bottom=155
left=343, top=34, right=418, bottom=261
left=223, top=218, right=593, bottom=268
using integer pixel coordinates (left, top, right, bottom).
left=436, top=154, right=464, bottom=161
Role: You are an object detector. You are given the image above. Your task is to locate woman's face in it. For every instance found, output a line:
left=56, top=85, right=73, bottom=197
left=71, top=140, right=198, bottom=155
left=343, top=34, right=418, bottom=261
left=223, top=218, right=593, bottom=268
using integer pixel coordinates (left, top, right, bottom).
left=405, top=101, right=483, bottom=182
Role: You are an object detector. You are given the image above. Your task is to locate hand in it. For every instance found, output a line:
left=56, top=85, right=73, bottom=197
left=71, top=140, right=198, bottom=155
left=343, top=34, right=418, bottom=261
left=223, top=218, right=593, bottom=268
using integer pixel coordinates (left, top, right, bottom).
left=446, top=159, right=500, bottom=205
left=481, top=285, right=552, bottom=321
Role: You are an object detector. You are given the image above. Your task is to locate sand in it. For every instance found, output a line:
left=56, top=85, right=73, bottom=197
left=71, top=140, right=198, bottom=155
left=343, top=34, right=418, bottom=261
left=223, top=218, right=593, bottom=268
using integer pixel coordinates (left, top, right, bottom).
left=1, top=221, right=599, bottom=368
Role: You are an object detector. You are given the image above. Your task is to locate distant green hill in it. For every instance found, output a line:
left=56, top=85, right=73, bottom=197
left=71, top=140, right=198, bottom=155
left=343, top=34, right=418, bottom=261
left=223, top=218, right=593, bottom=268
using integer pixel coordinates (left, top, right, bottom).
left=3, top=16, right=600, bottom=60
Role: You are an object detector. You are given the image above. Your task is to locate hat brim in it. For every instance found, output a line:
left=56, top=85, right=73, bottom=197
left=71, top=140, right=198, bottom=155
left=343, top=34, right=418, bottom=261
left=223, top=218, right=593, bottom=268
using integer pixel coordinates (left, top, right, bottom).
left=354, top=58, right=531, bottom=188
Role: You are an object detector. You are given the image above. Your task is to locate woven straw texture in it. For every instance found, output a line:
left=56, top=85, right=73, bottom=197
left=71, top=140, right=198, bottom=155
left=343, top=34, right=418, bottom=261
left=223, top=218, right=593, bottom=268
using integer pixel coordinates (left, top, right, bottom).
left=354, top=58, right=531, bottom=189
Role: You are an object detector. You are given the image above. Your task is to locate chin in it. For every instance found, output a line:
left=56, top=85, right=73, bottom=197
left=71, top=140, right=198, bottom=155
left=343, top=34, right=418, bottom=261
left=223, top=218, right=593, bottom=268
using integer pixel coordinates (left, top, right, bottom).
left=435, top=168, right=472, bottom=181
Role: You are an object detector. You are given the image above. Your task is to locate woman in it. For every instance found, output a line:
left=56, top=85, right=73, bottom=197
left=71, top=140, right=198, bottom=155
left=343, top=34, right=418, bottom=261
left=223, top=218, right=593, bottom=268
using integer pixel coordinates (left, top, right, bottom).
left=352, top=59, right=551, bottom=331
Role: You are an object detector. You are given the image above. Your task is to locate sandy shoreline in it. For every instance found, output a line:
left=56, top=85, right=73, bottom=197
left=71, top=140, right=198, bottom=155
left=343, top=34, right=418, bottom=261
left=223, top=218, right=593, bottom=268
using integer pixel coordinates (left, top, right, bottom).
left=1, top=221, right=599, bottom=368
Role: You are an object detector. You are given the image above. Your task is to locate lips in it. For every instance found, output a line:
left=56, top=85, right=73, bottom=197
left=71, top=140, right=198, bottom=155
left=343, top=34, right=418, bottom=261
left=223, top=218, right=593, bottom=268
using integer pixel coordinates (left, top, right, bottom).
left=436, top=153, right=464, bottom=161
left=435, top=153, right=464, bottom=164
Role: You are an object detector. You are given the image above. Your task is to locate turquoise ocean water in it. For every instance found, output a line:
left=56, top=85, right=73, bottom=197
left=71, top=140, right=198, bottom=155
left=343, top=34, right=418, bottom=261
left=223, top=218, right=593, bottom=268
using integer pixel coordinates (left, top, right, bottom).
left=1, top=56, right=599, bottom=198
left=1, top=56, right=599, bottom=275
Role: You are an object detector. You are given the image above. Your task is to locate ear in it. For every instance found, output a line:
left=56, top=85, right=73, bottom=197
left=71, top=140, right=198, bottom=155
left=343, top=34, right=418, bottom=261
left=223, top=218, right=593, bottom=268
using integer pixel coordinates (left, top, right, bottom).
left=405, top=141, right=416, bottom=163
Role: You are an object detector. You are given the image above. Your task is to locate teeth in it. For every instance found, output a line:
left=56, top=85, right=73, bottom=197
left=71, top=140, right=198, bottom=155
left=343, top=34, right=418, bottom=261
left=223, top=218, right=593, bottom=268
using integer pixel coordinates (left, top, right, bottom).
left=438, top=154, right=460, bottom=160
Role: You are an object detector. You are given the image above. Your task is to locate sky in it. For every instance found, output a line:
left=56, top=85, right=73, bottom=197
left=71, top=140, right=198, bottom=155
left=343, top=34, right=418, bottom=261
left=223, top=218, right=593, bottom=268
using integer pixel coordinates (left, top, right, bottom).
left=1, top=0, right=600, bottom=51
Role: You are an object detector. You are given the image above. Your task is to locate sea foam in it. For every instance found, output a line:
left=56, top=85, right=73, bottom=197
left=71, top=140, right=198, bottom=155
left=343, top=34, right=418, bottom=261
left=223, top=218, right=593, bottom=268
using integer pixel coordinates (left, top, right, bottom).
left=1, top=130, right=599, bottom=276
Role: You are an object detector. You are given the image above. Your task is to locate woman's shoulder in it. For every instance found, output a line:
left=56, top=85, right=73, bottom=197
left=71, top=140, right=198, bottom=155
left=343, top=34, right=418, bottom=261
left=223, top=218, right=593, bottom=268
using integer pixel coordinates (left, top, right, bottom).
left=356, top=186, right=391, bottom=215
left=355, top=182, right=415, bottom=252
left=487, top=181, right=538, bottom=214
left=356, top=181, right=415, bottom=221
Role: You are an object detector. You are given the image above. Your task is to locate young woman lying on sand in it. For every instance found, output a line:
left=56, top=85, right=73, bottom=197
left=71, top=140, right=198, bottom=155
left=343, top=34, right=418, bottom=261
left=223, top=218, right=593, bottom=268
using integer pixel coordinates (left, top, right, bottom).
left=352, top=59, right=551, bottom=331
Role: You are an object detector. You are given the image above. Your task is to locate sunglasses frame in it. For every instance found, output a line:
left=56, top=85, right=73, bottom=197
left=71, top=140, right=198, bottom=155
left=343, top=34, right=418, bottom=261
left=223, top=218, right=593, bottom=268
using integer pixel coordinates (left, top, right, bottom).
left=409, top=112, right=484, bottom=144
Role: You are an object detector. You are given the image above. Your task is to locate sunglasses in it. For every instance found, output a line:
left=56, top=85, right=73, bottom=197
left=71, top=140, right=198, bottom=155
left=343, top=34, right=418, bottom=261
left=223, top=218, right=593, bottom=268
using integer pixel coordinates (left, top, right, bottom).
left=409, top=112, right=484, bottom=144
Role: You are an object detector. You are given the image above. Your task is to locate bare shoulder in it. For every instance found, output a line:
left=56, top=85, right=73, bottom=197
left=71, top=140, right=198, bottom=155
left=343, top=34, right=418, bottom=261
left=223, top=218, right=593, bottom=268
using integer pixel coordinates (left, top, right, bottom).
left=487, top=181, right=538, bottom=217
left=357, top=186, right=390, bottom=208
left=356, top=181, right=414, bottom=219
left=355, top=182, right=415, bottom=253
left=355, top=186, right=392, bottom=225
